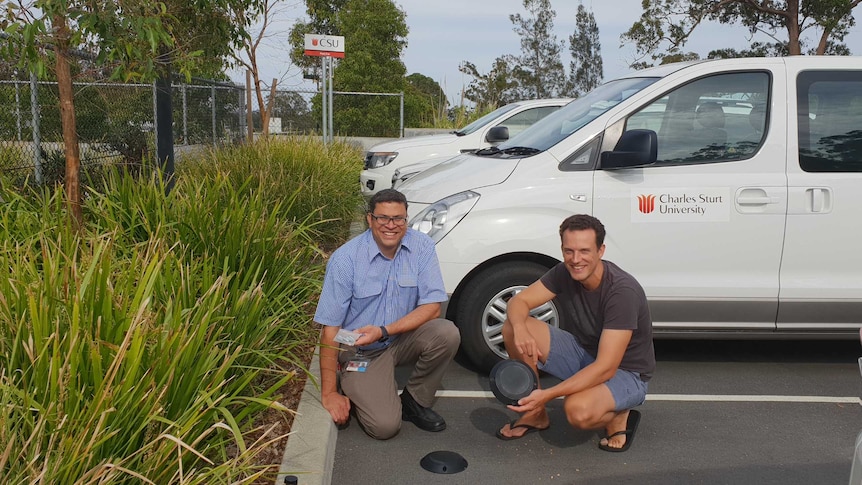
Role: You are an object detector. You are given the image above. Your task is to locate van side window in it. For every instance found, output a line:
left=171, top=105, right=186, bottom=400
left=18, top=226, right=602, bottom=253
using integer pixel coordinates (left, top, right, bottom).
left=797, top=71, right=862, bottom=172
left=501, top=106, right=562, bottom=138
left=624, top=72, right=770, bottom=166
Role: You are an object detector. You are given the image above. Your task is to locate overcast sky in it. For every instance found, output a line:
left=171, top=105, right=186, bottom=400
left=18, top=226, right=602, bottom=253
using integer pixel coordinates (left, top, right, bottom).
left=232, top=0, right=862, bottom=105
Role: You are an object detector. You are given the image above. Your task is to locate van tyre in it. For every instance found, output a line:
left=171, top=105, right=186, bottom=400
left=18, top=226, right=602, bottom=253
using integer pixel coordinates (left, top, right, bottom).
left=455, top=262, right=559, bottom=373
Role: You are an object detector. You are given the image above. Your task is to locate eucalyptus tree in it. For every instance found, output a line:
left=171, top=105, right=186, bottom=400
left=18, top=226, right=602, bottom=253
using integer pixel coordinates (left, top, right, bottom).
left=458, top=56, right=523, bottom=109
left=568, top=3, right=603, bottom=97
left=622, top=0, right=860, bottom=67
left=509, top=0, right=566, bottom=99
left=1, top=0, right=260, bottom=227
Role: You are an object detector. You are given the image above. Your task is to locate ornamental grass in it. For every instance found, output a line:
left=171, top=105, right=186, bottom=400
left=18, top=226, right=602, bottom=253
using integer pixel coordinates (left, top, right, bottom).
left=0, top=137, right=363, bottom=483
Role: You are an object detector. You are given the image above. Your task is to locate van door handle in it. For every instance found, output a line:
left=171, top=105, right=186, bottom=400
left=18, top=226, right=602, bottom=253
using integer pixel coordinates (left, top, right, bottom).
left=570, top=194, right=587, bottom=202
left=808, top=187, right=832, bottom=213
left=736, top=188, right=778, bottom=205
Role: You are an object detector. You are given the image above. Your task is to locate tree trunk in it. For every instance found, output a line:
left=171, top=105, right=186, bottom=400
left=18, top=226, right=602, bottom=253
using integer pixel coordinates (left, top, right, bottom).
left=786, top=0, right=802, bottom=55
left=53, top=14, right=83, bottom=230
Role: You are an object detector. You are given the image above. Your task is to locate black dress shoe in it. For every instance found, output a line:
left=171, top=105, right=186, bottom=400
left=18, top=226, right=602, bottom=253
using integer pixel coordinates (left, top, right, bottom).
left=401, top=389, right=446, bottom=432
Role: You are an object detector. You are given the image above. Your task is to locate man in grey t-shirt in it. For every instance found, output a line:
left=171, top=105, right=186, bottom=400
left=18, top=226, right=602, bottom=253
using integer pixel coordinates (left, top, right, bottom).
left=496, top=214, right=655, bottom=452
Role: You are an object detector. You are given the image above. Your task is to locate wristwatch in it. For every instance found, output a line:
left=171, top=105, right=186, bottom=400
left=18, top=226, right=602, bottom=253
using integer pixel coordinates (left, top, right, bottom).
left=378, top=326, right=389, bottom=342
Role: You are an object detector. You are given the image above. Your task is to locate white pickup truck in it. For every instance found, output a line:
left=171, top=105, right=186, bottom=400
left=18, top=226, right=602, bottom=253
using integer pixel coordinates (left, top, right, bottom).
left=398, top=56, right=862, bottom=372
left=359, top=98, right=570, bottom=197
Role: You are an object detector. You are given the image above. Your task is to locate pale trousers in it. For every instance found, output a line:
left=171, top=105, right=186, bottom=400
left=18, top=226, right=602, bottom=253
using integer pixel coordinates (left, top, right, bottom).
left=337, top=318, right=460, bottom=439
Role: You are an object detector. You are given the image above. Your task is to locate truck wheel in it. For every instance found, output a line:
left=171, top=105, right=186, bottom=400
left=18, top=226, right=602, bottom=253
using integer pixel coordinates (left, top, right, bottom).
left=455, top=262, right=559, bottom=373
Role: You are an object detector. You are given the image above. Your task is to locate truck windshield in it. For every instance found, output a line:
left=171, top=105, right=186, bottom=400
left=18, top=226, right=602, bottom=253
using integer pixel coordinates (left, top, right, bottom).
left=454, top=103, right=521, bottom=136
left=492, top=77, right=660, bottom=152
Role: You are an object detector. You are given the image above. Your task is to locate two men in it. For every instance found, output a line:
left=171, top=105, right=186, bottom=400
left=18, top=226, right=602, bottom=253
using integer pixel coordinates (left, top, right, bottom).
left=316, top=199, right=653, bottom=450
left=497, top=214, right=655, bottom=452
left=314, top=189, right=460, bottom=440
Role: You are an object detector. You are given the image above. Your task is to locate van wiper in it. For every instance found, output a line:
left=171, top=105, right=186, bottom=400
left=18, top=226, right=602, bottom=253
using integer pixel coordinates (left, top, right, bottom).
left=500, top=146, right=540, bottom=156
left=475, top=146, right=501, bottom=156
left=453, top=129, right=466, bottom=136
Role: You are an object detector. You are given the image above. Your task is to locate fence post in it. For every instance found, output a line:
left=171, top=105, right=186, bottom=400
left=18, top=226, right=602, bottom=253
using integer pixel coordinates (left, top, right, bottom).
left=211, top=85, right=217, bottom=148
left=400, top=92, right=404, bottom=138
left=182, top=83, right=188, bottom=145
left=29, top=72, right=43, bottom=184
left=238, top=83, right=245, bottom=142
left=14, top=75, right=22, bottom=141
left=246, top=71, right=253, bottom=142
left=153, top=82, right=159, bottom=160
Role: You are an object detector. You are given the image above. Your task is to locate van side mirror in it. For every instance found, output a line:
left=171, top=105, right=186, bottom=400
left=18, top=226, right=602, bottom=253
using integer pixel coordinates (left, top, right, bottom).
left=600, top=129, right=658, bottom=170
left=486, top=126, right=510, bottom=143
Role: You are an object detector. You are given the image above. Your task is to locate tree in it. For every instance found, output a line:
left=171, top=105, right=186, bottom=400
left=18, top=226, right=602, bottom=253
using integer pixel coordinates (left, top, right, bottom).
left=2, top=0, right=178, bottom=228
left=333, top=0, right=408, bottom=136
left=229, top=0, right=291, bottom=136
left=406, top=73, right=448, bottom=125
left=509, top=0, right=566, bottom=98
left=567, top=3, right=603, bottom=97
left=2, top=0, right=258, bottom=227
left=287, top=0, right=350, bottom=80
left=622, top=0, right=860, bottom=67
left=288, top=0, right=409, bottom=136
left=264, top=91, right=315, bottom=133
left=458, top=56, right=523, bottom=109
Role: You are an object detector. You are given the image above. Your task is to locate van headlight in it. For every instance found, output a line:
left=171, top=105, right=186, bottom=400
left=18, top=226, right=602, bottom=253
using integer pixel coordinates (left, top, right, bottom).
left=409, top=191, right=480, bottom=242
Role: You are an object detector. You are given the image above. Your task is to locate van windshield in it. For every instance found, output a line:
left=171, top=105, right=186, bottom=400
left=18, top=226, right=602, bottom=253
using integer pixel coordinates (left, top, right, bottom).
left=454, top=103, right=521, bottom=136
left=491, top=77, right=660, bottom=153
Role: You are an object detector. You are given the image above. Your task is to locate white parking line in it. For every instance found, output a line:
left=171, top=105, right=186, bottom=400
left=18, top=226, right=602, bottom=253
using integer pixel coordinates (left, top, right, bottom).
left=435, top=389, right=862, bottom=404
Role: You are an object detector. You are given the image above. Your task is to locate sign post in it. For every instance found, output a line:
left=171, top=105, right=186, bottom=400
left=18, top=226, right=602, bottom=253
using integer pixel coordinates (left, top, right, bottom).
left=304, top=34, right=345, bottom=144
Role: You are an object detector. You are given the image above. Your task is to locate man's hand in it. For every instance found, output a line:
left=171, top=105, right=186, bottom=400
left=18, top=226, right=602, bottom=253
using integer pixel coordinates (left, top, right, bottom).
left=322, top=390, right=351, bottom=425
left=507, top=388, right=551, bottom=414
left=512, top=324, right=543, bottom=367
left=352, top=325, right=383, bottom=347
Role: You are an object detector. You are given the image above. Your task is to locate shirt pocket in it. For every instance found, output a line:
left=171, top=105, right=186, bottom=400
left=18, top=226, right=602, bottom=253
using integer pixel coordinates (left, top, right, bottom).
left=354, top=275, right=384, bottom=299
left=397, top=272, right=418, bottom=289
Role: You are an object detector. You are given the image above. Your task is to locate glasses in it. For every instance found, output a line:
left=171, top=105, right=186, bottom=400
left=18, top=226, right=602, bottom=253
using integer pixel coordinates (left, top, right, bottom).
left=370, top=214, right=408, bottom=226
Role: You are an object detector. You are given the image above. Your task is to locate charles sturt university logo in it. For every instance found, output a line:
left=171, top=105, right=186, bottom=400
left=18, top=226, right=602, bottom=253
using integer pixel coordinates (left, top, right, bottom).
left=637, top=194, right=656, bottom=214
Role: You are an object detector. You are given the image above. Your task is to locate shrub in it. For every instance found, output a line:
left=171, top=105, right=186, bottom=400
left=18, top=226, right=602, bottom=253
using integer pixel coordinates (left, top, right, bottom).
left=0, top=137, right=362, bottom=482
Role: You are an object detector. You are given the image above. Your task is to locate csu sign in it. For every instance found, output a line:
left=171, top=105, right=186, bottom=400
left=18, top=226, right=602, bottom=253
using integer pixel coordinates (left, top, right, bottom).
left=304, top=34, right=345, bottom=58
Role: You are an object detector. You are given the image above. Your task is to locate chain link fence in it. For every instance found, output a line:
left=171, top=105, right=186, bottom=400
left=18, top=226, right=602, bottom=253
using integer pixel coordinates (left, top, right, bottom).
left=0, top=74, right=245, bottom=184
left=261, top=88, right=404, bottom=138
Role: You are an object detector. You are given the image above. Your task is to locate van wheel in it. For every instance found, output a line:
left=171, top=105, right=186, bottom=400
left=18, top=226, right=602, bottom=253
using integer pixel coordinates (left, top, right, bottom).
left=455, top=262, right=559, bottom=373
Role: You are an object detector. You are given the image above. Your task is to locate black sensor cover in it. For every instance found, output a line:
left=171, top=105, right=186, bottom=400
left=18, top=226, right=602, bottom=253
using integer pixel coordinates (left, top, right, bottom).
left=489, top=359, right=538, bottom=405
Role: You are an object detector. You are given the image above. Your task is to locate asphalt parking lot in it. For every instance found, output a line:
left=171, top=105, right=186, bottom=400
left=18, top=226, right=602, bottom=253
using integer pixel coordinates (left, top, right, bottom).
left=330, top=339, right=862, bottom=485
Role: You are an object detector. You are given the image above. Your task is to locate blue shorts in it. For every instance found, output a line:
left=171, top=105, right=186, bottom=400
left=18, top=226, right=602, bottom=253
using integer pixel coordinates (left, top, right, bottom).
left=538, top=325, right=648, bottom=412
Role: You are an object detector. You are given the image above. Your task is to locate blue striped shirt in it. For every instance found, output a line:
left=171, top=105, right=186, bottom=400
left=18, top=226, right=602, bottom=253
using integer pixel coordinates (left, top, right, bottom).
left=314, top=228, right=447, bottom=350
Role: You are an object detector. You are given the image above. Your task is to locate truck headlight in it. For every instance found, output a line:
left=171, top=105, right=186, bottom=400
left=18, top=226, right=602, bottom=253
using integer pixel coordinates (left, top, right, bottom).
left=365, top=151, right=398, bottom=169
left=409, top=191, right=480, bottom=243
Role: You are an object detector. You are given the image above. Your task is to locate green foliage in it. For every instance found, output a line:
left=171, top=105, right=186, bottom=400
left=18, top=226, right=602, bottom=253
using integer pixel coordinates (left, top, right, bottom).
left=458, top=57, right=522, bottom=108
left=621, top=0, right=858, bottom=66
left=509, top=0, right=565, bottom=98
left=259, top=91, right=316, bottom=133
left=178, top=137, right=364, bottom=248
left=460, top=1, right=602, bottom=106
left=404, top=73, right=448, bottom=127
left=0, top=137, right=363, bottom=482
left=568, top=4, right=603, bottom=97
left=288, top=0, right=414, bottom=136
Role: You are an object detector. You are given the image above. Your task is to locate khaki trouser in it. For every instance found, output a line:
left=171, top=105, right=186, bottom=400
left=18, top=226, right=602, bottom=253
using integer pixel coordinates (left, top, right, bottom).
left=337, top=318, right=460, bottom=440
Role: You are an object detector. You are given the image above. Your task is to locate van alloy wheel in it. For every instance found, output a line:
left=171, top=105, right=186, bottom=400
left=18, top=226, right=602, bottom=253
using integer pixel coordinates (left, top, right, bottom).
left=456, top=262, right=560, bottom=373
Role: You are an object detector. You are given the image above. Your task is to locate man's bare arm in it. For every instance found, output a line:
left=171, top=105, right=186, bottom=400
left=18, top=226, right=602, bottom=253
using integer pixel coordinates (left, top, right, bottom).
left=319, top=325, right=350, bottom=424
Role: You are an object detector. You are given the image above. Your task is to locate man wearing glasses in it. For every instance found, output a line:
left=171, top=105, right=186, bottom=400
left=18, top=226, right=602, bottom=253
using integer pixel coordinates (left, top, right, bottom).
left=314, top=189, right=460, bottom=439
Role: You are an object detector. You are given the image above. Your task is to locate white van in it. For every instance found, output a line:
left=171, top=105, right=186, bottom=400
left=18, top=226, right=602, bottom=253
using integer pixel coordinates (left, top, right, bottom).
left=398, top=57, right=862, bottom=372
left=359, top=98, right=570, bottom=197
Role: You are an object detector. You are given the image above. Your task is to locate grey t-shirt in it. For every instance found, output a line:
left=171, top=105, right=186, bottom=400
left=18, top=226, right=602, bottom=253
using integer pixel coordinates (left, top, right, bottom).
left=540, top=260, right=655, bottom=380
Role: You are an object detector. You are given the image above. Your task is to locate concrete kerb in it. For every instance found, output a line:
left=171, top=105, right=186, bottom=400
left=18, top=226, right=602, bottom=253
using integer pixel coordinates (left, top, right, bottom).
left=277, top=351, right=336, bottom=485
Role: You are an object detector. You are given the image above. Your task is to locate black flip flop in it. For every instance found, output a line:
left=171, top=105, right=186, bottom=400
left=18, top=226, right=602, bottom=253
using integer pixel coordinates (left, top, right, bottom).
left=598, top=409, right=641, bottom=452
left=496, top=419, right=549, bottom=441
